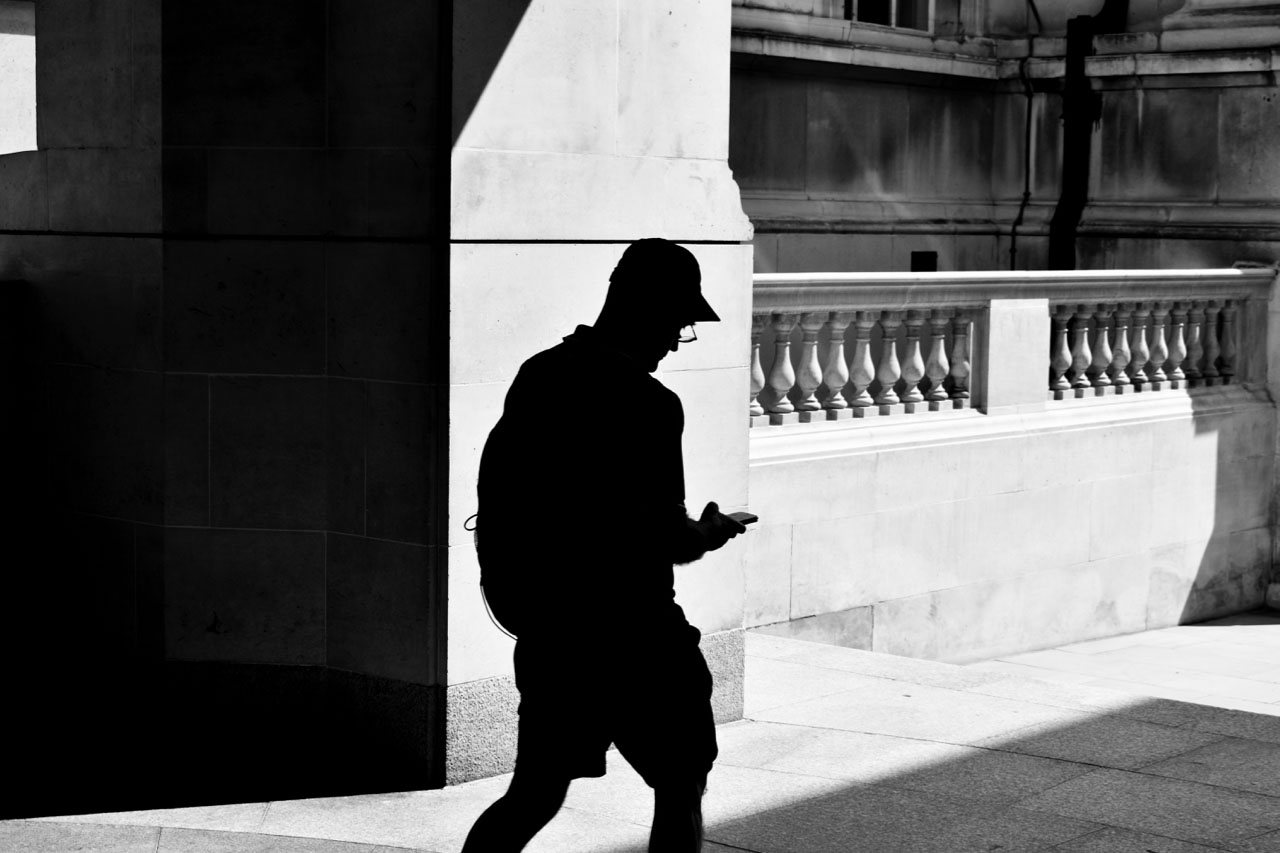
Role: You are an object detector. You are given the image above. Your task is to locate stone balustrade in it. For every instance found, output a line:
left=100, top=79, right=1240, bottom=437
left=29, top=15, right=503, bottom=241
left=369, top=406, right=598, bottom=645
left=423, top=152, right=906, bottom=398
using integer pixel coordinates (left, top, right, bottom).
left=1049, top=299, right=1239, bottom=398
left=752, top=267, right=1274, bottom=427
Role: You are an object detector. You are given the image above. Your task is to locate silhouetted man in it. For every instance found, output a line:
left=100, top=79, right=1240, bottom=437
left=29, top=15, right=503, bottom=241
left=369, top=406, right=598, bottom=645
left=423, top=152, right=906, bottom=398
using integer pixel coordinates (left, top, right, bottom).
left=464, top=238, right=746, bottom=853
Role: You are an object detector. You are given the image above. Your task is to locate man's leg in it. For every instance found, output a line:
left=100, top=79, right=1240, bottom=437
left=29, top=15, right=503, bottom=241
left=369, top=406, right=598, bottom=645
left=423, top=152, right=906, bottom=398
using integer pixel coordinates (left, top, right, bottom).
left=649, top=778, right=705, bottom=853
left=461, top=769, right=570, bottom=853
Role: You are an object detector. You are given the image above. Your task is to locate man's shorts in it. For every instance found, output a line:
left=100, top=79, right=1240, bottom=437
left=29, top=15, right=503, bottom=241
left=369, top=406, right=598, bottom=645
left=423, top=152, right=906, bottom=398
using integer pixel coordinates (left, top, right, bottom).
left=512, top=636, right=718, bottom=789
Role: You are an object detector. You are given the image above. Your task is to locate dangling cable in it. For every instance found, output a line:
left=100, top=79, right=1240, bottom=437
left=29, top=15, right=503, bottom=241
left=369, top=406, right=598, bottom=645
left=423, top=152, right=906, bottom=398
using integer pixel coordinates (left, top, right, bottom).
left=465, top=512, right=517, bottom=640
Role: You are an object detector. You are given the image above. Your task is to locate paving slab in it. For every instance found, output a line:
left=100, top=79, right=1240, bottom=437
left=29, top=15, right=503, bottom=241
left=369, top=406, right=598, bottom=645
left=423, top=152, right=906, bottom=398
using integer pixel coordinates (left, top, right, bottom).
left=1019, top=767, right=1280, bottom=847
left=1048, top=826, right=1234, bottom=852
left=1139, top=737, right=1280, bottom=798
left=0, top=821, right=161, bottom=853
left=715, top=720, right=1091, bottom=804
left=157, top=828, right=419, bottom=853
left=973, top=715, right=1226, bottom=770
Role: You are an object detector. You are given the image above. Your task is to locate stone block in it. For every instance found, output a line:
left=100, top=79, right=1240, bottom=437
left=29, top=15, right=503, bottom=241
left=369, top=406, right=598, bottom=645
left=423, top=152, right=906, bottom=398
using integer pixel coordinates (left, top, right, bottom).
left=774, top=232, right=896, bottom=272
left=326, top=533, right=435, bottom=685
left=955, top=482, right=1092, bottom=587
left=162, top=0, right=326, bottom=147
left=325, top=377, right=365, bottom=537
left=326, top=242, right=431, bottom=383
left=205, top=149, right=326, bottom=235
left=742, top=523, right=794, bottom=627
left=47, top=147, right=161, bottom=233
left=873, top=440, right=970, bottom=512
left=1095, top=88, right=1219, bottom=203
left=163, top=373, right=209, bottom=526
left=366, top=380, right=435, bottom=546
left=445, top=381, right=501, bottom=549
left=907, top=86, right=994, bottom=200
left=661, top=367, right=750, bottom=510
left=446, top=542, right=515, bottom=685
left=47, top=364, right=163, bottom=523
left=1214, top=454, right=1273, bottom=534
left=1218, top=86, right=1280, bottom=202
left=729, top=71, right=807, bottom=192
left=617, top=1, right=730, bottom=160
left=1089, top=472, right=1155, bottom=562
left=326, top=149, right=435, bottom=239
left=36, top=0, right=152, bottom=149
left=163, top=240, right=325, bottom=374
left=789, top=514, right=877, bottom=617
left=805, top=77, right=909, bottom=197
left=675, top=532, right=745, bottom=635
left=748, top=451, right=879, bottom=525
left=161, top=148, right=208, bottom=233
left=702, top=627, right=746, bottom=724
left=451, top=242, right=748, bottom=382
left=14, top=235, right=163, bottom=370
left=0, top=150, right=46, bottom=229
left=445, top=674, right=519, bottom=784
left=164, top=528, right=325, bottom=664
left=327, top=0, right=437, bottom=149
left=453, top=0, right=615, bottom=154
left=450, top=150, right=751, bottom=241
left=753, top=606, right=873, bottom=650
left=209, top=376, right=327, bottom=529
left=135, top=523, right=165, bottom=660
left=871, top=500, right=967, bottom=598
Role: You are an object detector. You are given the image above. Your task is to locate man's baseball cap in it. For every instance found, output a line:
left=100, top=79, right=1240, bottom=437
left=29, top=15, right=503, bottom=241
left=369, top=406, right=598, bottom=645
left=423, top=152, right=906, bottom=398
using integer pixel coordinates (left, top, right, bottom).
left=609, top=238, right=721, bottom=323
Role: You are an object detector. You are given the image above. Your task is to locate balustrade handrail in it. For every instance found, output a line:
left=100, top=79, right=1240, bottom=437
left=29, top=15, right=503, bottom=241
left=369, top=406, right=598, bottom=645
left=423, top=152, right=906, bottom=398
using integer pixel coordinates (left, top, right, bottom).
left=753, top=267, right=1275, bottom=312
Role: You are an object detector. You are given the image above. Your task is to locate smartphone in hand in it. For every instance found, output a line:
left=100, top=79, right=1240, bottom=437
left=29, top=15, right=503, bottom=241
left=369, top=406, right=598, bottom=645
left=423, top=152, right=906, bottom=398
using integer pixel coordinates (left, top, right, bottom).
left=727, top=511, right=758, bottom=525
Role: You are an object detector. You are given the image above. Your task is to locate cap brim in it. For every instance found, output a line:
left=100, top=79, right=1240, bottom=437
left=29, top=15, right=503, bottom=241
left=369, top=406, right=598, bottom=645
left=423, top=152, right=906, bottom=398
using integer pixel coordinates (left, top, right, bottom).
left=687, top=292, right=720, bottom=323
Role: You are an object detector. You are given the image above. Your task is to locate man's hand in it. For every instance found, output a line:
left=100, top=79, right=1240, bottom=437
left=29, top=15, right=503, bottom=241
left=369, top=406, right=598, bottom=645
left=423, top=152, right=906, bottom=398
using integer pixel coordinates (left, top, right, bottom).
left=693, top=501, right=747, bottom=553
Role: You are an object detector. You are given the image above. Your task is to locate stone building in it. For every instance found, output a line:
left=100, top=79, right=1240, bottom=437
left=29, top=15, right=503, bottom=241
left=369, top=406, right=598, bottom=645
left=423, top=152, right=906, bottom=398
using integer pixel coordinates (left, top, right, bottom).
left=1, top=0, right=1277, bottom=819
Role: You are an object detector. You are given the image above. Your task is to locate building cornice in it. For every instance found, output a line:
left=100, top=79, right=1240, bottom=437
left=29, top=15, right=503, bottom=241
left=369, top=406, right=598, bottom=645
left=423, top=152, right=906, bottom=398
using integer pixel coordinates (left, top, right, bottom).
left=733, top=5, right=1280, bottom=81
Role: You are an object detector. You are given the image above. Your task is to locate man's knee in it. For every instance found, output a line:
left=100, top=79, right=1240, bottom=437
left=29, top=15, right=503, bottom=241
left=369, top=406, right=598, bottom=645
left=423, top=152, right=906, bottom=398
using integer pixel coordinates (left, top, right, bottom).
left=506, top=770, right=571, bottom=817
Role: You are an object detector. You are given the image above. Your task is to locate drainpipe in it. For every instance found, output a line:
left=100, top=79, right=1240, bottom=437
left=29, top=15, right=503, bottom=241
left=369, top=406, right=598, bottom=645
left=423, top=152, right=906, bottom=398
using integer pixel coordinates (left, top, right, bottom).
left=1007, top=0, right=1042, bottom=270
left=1046, top=0, right=1127, bottom=270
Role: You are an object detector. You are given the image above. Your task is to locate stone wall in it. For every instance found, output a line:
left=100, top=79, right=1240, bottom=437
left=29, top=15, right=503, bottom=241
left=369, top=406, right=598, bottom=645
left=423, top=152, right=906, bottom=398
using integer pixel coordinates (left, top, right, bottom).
left=0, top=0, right=446, bottom=815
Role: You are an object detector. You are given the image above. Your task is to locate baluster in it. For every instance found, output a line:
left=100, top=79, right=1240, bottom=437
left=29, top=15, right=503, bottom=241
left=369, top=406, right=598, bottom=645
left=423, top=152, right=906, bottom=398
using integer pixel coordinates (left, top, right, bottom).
left=796, top=312, right=826, bottom=417
left=1167, top=302, right=1189, bottom=388
left=1148, top=302, right=1171, bottom=389
left=1129, top=303, right=1150, bottom=389
left=849, top=311, right=878, bottom=416
left=822, top=312, right=855, bottom=419
left=901, top=311, right=927, bottom=412
left=1218, top=300, right=1237, bottom=384
left=1203, top=300, right=1222, bottom=386
left=749, top=314, right=767, bottom=423
left=875, top=311, right=904, bottom=412
left=949, top=312, right=971, bottom=408
left=925, top=310, right=951, bottom=410
left=767, top=313, right=800, bottom=424
left=1185, top=302, right=1205, bottom=387
left=1050, top=304, right=1073, bottom=398
left=1070, top=305, right=1094, bottom=392
left=1110, top=303, right=1132, bottom=392
left=1089, top=304, right=1114, bottom=391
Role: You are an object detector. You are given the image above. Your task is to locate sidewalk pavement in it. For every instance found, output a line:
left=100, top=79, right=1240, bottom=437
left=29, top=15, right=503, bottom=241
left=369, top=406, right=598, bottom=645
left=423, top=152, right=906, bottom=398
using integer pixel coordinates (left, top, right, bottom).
left=5, top=611, right=1280, bottom=853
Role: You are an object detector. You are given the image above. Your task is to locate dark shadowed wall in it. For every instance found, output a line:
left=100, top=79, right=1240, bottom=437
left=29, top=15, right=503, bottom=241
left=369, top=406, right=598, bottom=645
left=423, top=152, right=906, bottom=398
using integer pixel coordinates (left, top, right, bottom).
left=0, top=0, right=448, bottom=816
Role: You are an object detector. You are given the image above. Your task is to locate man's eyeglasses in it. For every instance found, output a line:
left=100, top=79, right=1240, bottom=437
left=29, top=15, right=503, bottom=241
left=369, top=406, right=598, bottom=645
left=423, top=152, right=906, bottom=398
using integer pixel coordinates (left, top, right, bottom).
left=676, top=325, right=698, bottom=344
